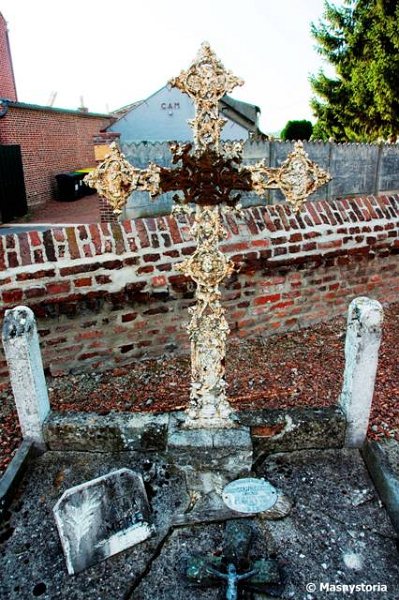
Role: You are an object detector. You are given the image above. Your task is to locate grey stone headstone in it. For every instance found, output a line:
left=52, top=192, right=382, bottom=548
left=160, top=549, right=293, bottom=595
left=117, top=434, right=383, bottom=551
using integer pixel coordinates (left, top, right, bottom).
left=53, top=468, right=154, bottom=575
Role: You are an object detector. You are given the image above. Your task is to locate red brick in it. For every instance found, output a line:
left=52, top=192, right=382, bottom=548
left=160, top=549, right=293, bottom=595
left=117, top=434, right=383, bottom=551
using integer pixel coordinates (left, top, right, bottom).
left=261, top=209, right=277, bottom=232
left=138, top=265, right=154, bottom=275
left=75, top=277, right=92, bottom=287
left=60, top=263, right=101, bottom=276
left=46, top=281, right=71, bottom=294
left=17, top=269, right=56, bottom=281
left=302, top=242, right=317, bottom=252
left=151, top=275, right=167, bottom=288
left=29, top=231, right=41, bottom=247
left=2, top=289, right=23, bottom=303
left=136, top=220, right=150, bottom=248
left=274, top=300, right=294, bottom=310
left=8, top=251, right=19, bottom=268
left=157, top=263, right=172, bottom=272
left=123, top=220, right=133, bottom=234
left=53, top=228, right=66, bottom=242
left=289, top=233, right=303, bottom=243
left=304, top=231, right=321, bottom=239
left=66, top=228, right=81, bottom=260
left=181, top=246, right=196, bottom=256
left=306, top=202, right=322, bottom=225
left=165, top=250, right=180, bottom=258
left=253, top=293, right=281, bottom=305
left=166, top=216, right=183, bottom=244
left=95, top=274, right=112, bottom=284
left=318, top=239, right=342, bottom=250
left=75, top=330, right=103, bottom=341
left=271, top=236, right=288, bottom=245
left=143, top=253, right=160, bottom=263
left=83, top=244, right=93, bottom=257
left=252, top=239, right=270, bottom=248
left=25, top=287, right=46, bottom=299
left=220, top=242, right=250, bottom=253
left=122, top=312, right=138, bottom=323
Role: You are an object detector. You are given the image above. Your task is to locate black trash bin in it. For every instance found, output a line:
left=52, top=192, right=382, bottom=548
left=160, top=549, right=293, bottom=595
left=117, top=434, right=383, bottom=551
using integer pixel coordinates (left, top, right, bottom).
left=55, top=169, right=95, bottom=201
left=72, top=170, right=96, bottom=197
left=55, top=173, right=82, bottom=201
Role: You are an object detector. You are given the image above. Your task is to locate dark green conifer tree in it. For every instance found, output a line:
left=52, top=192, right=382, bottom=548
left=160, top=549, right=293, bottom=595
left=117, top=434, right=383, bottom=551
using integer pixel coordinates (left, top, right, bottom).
left=311, top=0, right=399, bottom=141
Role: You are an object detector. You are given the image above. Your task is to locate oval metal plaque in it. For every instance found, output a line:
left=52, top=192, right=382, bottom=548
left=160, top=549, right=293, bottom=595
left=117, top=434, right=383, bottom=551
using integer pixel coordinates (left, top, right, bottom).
left=222, top=478, right=278, bottom=514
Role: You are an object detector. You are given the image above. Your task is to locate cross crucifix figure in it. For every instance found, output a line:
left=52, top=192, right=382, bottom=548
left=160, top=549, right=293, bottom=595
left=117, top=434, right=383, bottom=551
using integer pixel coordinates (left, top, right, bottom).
left=185, top=520, right=283, bottom=599
left=85, top=42, right=331, bottom=429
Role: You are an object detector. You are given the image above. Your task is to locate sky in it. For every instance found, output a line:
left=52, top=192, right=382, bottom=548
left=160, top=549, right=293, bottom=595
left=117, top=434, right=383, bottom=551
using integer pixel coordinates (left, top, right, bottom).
left=0, top=0, right=337, bottom=134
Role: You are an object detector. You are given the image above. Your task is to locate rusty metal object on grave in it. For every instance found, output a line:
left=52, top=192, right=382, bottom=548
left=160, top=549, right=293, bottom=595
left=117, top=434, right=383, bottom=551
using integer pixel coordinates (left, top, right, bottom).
left=186, top=520, right=284, bottom=599
left=85, top=42, right=331, bottom=429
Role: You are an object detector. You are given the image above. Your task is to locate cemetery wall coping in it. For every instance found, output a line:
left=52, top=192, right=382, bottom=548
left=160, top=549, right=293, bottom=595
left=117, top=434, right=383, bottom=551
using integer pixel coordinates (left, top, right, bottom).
left=1, top=195, right=398, bottom=274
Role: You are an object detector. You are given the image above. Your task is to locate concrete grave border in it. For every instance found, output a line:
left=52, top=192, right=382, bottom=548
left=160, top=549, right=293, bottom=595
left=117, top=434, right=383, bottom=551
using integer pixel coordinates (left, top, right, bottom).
left=2, top=298, right=399, bottom=539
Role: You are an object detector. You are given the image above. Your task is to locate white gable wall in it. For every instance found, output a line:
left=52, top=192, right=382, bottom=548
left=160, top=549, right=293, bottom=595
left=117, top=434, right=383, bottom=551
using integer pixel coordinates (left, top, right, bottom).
left=109, top=86, right=248, bottom=142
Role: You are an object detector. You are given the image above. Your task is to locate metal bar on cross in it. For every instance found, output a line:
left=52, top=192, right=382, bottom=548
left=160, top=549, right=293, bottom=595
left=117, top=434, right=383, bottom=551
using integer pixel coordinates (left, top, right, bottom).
left=85, top=42, right=331, bottom=429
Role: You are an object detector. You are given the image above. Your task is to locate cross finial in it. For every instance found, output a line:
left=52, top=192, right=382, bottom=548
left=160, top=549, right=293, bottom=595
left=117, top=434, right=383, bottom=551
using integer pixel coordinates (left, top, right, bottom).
left=169, top=42, right=244, bottom=152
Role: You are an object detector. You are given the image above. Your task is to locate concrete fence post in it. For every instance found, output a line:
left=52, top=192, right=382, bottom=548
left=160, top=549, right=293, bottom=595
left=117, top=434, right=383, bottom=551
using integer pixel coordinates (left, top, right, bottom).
left=2, top=306, right=50, bottom=448
left=339, top=297, right=383, bottom=448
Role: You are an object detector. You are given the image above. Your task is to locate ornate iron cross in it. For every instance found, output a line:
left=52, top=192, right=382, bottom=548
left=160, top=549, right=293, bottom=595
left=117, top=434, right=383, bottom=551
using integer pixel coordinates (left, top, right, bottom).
left=85, top=42, right=331, bottom=429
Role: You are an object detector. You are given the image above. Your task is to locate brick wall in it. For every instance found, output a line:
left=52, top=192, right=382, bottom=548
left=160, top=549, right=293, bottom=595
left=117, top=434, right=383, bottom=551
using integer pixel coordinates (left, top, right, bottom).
left=0, top=13, right=17, bottom=101
left=0, top=195, right=398, bottom=389
left=0, top=104, right=111, bottom=209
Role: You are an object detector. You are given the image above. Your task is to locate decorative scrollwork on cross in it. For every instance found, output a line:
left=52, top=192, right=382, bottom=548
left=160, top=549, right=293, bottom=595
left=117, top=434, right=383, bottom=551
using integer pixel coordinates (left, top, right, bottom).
left=85, top=144, right=161, bottom=214
left=176, top=207, right=235, bottom=424
left=169, top=42, right=244, bottom=152
left=247, top=141, right=331, bottom=212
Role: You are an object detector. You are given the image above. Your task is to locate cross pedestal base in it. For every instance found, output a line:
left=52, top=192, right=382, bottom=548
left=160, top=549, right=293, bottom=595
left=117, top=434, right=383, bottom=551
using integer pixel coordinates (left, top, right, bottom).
left=167, top=413, right=292, bottom=522
left=167, top=414, right=252, bottom=508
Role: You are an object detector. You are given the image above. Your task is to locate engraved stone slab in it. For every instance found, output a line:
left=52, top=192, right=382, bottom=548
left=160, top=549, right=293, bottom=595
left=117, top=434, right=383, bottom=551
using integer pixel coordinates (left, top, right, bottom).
left=222, top=478, right=278, bottom=514
left=53, top=468, right=154, bottom=575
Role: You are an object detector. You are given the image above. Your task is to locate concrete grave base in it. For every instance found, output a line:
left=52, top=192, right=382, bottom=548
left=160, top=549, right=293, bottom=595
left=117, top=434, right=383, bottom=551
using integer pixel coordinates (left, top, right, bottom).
left=43, top=407, right=346, bottom=460
left=1, top=448, right=399, bottom=599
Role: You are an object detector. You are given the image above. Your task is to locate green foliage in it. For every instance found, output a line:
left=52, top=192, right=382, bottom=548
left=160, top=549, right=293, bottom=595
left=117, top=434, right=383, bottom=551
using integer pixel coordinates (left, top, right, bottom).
left=311, top=121, right=330, bottom=141
left=310, top=0, right=399, bottom=142
left=280, top=120, right=313, bottom=141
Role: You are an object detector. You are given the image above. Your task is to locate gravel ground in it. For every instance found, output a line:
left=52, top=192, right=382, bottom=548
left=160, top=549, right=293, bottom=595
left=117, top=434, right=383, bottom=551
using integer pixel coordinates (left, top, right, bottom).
left=1, top=303, right=398, bottom=477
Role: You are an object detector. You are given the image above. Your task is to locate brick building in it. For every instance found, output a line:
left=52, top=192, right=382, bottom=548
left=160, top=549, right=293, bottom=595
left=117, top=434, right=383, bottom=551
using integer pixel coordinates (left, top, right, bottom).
left=0, top=12, right=17, bottom=102
left=0, top=12, right=112, bottom=217
left=0, top=102, right=112, bottom=211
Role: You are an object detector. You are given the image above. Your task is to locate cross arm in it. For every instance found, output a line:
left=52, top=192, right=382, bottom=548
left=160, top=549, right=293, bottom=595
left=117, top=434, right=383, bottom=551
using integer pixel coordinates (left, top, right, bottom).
left=244, top=141, right=332, bottom=212
left=84, top=142, right=163, bottom=214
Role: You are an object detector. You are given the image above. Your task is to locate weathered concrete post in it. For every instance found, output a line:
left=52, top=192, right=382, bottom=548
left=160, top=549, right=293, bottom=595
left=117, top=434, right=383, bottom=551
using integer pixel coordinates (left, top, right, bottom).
left=339, top=297, right=383, bottom=448
left=2, top=306, right=50, bottom=448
